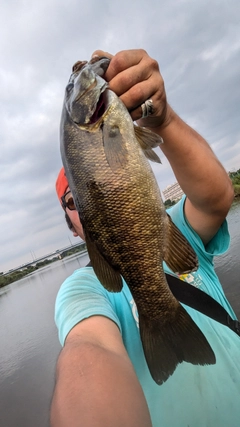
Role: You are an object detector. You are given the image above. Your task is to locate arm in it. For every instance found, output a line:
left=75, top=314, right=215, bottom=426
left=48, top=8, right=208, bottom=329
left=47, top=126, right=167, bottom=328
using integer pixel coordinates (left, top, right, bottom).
left=51, top=316, right=152, bottom=427
left=92, top=49, right=234, bottom=244
left=154, top=106, right=234, bottom=244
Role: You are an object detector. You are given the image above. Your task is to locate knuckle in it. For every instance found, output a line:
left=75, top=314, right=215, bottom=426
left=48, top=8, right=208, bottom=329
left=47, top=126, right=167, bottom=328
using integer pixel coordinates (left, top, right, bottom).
left=138, top=48, right=148, bottom=56
left=112, top=51, right=128, bottom=70
left=148, top=57, right=160, bottom=72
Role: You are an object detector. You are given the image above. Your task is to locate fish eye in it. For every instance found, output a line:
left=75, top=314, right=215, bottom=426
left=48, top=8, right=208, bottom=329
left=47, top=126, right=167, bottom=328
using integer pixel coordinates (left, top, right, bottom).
left=66, top=83, right=74, bottom=93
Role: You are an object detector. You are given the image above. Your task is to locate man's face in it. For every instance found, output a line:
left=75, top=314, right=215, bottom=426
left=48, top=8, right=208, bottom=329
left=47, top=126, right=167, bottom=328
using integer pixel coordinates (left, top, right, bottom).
left=63, top=187, right=85, bottom=240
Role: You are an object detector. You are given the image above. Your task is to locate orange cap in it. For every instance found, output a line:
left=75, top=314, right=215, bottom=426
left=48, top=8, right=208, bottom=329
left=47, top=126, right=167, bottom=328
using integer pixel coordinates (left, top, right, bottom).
left=56, top=167, right=69, bottom=207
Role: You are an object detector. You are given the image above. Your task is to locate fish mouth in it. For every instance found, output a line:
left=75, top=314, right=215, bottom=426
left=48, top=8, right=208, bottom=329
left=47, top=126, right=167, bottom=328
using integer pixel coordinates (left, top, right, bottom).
left=89, top=89, right=109, bottom=124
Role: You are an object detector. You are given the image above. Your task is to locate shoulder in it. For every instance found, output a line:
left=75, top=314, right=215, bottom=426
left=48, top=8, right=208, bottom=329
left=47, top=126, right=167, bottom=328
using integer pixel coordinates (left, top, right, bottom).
left=55, top=267, right=134, bottom=346
left=167, top=196, right=230, bottom=258
left=56, top=266, right=106, bottom=301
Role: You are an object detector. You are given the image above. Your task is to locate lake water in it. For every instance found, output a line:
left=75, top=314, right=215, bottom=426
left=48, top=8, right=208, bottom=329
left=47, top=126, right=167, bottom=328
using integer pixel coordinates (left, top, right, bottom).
left=214, top=201, right=240, bottom=316
left=0, top=253, right=89, bottom=427
left=0, top=202, right=239, bottom=427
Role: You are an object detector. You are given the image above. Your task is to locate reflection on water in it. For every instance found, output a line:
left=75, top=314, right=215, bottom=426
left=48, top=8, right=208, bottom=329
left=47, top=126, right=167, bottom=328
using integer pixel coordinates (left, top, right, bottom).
left=0, top=203, right=239, bottom=427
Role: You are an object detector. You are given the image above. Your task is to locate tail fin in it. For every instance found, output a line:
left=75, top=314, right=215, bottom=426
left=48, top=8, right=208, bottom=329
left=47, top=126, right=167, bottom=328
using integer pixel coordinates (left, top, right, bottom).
left=139, top=304, right=216, bottom=385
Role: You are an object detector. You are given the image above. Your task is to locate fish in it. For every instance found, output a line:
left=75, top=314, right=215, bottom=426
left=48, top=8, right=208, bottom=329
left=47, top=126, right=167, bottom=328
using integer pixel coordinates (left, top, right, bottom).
left=60, top=56, right=216, bottom=385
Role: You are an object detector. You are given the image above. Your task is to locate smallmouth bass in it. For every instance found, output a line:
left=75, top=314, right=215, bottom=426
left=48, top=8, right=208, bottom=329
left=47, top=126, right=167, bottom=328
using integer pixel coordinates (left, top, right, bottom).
left=60, top=56, right=215, bottom=384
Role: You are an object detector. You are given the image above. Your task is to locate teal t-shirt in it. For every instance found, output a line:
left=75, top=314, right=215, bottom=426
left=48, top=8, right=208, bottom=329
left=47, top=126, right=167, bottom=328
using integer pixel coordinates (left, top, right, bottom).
left=55, top=197, right=240, bottom=427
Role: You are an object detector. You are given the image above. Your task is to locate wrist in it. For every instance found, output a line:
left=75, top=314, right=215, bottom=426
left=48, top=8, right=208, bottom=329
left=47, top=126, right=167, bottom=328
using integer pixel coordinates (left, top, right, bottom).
left=152, top=105, right=176, bottom=133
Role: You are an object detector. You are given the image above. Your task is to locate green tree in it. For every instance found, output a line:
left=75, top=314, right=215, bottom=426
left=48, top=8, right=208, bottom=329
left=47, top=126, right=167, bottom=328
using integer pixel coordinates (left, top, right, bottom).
left=229, top=169, right=240, bottom=197
left=164, top=199, right=176, bottom=208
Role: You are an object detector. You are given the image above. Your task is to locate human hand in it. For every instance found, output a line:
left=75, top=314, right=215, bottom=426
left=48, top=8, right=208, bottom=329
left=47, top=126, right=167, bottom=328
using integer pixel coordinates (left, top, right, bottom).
left=91, top=49, right=170, bottom=130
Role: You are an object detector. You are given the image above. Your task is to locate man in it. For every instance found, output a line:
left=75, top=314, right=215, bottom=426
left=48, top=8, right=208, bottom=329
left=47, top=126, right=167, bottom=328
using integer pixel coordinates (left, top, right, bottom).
left=51, top=49, right=240, bottom=427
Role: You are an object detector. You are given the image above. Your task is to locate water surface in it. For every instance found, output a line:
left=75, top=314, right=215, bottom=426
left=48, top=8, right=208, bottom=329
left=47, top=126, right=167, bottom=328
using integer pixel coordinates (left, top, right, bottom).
left=214, top=201, right=240, bottom=316
left=0, top=253, right=89, bottom=427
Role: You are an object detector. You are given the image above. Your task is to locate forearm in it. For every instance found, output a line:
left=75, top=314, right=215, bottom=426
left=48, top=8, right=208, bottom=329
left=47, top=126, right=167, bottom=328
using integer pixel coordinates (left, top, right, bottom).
left=155, top=106, right=234, bottom=215
left=50, top=342, right=152, bottom=427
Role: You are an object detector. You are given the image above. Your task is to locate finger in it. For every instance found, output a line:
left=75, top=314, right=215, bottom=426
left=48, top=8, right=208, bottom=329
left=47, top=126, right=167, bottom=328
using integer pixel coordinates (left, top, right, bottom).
left=134, top=97, right=168, bottom=129
left=117, top=65, right=164, bottom=110
left=118, top=79, right=155, bottom=111
left=107, top=52, right=161, bottom=101
left=107, top=63, right=152, bottom=97
left=105, top=49, right=149, bottom=83
left=91, top=50, right=113, bottom=60
left=130, top=95, right=160, bottom=123
left=131, top=105, right=154, bottom=123
left=128, top=89, right=166, bottom=128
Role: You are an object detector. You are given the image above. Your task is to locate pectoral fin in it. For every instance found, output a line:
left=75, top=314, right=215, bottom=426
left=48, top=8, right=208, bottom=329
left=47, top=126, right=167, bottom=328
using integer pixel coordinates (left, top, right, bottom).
left=134, top=125, right=163, bottom=163
left=163, top=214, right=199, bottom=273
left=102, top=122, right=128, bottom=171
left=84, top=228, right=123, bottom=292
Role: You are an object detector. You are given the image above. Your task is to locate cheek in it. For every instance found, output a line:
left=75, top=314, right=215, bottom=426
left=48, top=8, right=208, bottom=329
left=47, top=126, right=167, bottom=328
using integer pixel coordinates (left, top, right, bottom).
left=69, top=210, right=85, bottom=239
left=71, top=211, right=81, bottom=228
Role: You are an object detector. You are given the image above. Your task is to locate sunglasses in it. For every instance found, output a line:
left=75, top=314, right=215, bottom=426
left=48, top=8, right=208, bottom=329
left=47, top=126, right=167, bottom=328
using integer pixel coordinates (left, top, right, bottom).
left=61, top=190, right=76, bottom=211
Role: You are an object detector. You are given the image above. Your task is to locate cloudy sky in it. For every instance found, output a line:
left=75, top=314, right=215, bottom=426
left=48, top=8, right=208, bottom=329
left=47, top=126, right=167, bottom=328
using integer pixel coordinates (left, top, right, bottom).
left=1, top=0, right=240, bottom=273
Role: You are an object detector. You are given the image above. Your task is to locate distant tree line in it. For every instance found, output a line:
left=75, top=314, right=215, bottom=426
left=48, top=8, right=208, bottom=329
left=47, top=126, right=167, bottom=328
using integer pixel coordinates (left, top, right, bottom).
left=0, top=243, right=87, bottom=288
left=229, top=169, right=240, bottom=197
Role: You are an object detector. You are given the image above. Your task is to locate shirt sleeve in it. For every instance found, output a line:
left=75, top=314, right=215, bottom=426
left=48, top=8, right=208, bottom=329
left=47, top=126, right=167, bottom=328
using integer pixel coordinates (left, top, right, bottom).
left=167, top=195, right=230, bottom=257
left=55, top=267, right=122, bottom=346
